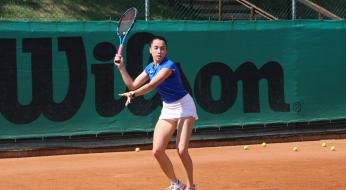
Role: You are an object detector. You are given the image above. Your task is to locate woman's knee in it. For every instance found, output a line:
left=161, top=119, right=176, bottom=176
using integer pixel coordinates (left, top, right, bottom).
left=152, top=147, right=165, bottom=157
left=177, top=146, right=188, bottom=157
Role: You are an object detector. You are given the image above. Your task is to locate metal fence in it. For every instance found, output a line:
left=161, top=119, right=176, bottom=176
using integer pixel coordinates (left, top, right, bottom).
left=0, top=0, right=345, bottom=21
left=156, top=0, right=346, bottom=20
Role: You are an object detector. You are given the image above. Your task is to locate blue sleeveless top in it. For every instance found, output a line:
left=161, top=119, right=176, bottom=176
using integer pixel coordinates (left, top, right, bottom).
left=144, top=58, right=188, bottom=103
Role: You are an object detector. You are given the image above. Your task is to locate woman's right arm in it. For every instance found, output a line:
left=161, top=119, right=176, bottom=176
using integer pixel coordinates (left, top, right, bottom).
left=114, top=54, right=149, bottom=90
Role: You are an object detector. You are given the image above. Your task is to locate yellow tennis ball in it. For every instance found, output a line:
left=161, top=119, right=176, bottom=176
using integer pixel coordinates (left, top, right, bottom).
left=321, top=142, right=327, bottom=147
left=243, top=145, right=249, bottom=150
left=330, top=146, right=336, bottom=151
left=292, top=147, right=298, bottom=152
left=261, top=142, right=267, bottom=147
left=135, top=147, right=140, bottom=152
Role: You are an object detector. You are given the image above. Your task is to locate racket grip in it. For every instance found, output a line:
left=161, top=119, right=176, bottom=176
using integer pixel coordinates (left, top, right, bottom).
left=117, top=44, right=124, bottom=56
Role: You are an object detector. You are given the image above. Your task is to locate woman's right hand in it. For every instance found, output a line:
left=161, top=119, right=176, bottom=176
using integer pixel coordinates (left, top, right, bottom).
left=114, top=54, right=123, bottom=69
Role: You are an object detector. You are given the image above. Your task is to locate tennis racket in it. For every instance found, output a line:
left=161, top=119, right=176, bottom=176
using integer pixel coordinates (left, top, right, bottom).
left=116, top=7, right=138, bottom=56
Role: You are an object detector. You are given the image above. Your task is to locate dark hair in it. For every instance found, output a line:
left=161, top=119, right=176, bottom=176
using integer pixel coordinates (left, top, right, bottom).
left=150, top=36, right=168, bottom=46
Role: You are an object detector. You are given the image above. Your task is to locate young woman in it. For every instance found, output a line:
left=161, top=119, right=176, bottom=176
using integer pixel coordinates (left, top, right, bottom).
left=114, top=36, right=198, bottom=190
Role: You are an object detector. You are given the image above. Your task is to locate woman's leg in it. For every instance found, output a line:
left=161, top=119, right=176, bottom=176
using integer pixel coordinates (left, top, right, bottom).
left=176, top=116, right=195, bottom=188
left=152, top=119, right=178, bottom=183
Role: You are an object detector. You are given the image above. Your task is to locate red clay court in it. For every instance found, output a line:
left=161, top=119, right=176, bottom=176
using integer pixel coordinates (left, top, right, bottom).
left=0, top=138, right=345, bottom=190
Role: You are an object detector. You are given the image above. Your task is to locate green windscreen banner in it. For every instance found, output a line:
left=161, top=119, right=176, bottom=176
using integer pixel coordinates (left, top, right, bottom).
left=0, top=20, right=346, bottom=139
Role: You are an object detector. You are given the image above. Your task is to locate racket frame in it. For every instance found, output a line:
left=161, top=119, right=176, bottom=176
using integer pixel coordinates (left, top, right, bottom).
left=116, top=7, right=138, bottom=55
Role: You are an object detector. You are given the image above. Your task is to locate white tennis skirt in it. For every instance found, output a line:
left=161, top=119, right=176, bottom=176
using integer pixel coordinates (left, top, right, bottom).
left=159, top=94, right=198, bottom=120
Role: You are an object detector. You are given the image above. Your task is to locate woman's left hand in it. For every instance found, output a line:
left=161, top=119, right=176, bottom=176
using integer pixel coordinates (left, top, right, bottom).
left=118, top=92, right=134, bottom=106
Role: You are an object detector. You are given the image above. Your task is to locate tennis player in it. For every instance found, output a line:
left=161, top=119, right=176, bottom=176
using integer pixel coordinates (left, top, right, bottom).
left=114, top=36, right=197, bottom=190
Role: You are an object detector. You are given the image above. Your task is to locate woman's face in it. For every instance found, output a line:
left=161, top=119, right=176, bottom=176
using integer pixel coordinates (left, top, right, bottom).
left=150, top=39, right=167, bottom=64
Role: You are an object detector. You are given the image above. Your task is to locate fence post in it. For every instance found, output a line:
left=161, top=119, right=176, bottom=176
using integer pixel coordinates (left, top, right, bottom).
left=292, top=0, right=296, bottom=19
left=145, top=0, right=150, bottom=21
left=218, top=0, right=223, bottom=21
left=250, top=7, right=255, bottom=20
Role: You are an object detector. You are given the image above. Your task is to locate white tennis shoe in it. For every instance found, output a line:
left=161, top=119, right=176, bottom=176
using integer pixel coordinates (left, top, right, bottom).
left=165, top=180, right=186, bottom=190
left=187, top=184, right=196, bottom=190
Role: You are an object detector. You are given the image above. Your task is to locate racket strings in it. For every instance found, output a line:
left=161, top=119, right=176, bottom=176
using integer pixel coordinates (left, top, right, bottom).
left=118, top=9, right=137, bottom=36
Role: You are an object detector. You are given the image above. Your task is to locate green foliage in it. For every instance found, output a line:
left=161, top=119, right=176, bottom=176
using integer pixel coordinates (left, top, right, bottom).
left=0, top=0, right=171, bottom=20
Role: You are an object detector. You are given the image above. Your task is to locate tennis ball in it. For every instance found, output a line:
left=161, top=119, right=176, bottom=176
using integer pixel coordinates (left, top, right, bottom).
left=243, top=145, right=249, bottom=150
left=292, top=147, right=298, bottom=152
left=330, top=146, right=336, bottom=151
left=122, top=31, right=126, bottom=35
left=321, top=142, right=327, bottom=147
left=261, top=142, right=267, bottom=147
left=135, top=147, right=140, bottom=152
